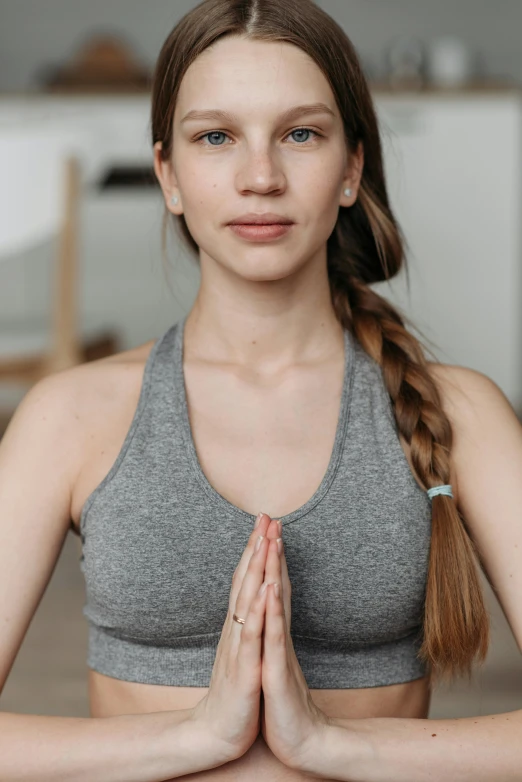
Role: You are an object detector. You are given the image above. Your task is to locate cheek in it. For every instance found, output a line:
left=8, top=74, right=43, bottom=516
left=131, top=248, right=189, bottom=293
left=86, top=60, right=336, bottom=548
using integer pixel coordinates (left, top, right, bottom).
left=172, top=146, right=223, bottom=194
left=293, top=152, right=345, bottom=196
left=308, top=171, right=346, bottom=227
left=179, top=165, right=222, bottom=199
left=174, top=168, right=226, bottom=232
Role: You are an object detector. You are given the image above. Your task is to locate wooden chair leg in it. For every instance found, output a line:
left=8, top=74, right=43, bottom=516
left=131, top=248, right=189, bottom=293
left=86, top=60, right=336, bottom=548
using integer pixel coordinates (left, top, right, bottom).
left=42, top=155, right=83, bottom=376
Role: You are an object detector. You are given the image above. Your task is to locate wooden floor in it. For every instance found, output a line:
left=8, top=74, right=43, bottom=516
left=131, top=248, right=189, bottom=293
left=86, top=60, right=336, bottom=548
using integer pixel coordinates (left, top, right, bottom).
left=0, top=414, right=521, bottom=721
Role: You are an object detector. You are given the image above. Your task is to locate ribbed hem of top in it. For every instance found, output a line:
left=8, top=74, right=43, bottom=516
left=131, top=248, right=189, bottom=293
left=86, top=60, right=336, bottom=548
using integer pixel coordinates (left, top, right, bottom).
left=86, top=625, right=427, bottom=689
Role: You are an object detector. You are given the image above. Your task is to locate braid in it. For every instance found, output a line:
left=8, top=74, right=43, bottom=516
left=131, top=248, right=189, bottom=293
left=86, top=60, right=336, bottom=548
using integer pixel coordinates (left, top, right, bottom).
left=332, top=278, right=490, bottom=687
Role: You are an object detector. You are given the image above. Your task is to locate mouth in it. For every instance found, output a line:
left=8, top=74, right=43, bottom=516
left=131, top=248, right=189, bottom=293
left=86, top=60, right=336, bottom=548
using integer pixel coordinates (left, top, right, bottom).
left=228, top=223, right=294, bottom=241
left=227, top=213, right=295, bottom=226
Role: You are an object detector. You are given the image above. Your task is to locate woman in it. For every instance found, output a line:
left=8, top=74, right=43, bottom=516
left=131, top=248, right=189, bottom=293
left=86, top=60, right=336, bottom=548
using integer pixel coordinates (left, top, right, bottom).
left=1, top=0, right=521, bottom=779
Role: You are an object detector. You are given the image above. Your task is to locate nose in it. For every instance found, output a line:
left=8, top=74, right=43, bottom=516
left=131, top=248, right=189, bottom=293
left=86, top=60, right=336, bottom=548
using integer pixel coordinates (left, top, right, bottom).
left=235, top=146, right=287, bottom=194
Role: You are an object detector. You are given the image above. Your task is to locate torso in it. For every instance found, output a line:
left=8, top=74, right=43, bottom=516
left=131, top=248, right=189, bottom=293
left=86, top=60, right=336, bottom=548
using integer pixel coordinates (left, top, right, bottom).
left=69, top=326, right=441, bottom=780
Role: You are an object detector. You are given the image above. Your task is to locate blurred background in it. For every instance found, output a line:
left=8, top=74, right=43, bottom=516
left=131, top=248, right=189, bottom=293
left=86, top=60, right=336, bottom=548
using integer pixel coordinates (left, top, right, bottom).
left=0, top=0, right=521, bottom=720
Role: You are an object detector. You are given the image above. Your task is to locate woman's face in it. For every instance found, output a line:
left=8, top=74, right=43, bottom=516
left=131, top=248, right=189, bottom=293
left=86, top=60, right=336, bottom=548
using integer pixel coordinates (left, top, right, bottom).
left=154, top=35, right=363, bottom=282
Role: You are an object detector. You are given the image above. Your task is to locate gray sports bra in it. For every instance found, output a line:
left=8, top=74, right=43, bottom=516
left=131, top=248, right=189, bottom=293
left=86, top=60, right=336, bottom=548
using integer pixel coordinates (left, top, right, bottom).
left=77, top=314, right=432, bottom=688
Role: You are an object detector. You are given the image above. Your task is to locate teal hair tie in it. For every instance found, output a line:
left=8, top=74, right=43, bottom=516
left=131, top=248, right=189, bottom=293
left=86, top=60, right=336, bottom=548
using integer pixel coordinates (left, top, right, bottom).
left=427, top=484, right=453, bottom=500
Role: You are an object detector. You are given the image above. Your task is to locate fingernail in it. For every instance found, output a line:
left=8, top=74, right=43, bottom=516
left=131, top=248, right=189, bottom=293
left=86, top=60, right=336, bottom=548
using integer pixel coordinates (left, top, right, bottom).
left=258, top=581, right=268, bottom=596
left=255, top=512, right=263, bottom=528
left=255, top=535, right=264, bottom=552
left=276, top=537, right=282, bottom=554
left=276, top=520, right=282, bottom=535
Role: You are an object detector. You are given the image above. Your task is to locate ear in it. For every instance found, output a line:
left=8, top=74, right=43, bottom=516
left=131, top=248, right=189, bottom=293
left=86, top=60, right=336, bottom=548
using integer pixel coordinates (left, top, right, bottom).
left=153, top=140, right=180, bottom=213
left=341, top=140, right=364, bottom=206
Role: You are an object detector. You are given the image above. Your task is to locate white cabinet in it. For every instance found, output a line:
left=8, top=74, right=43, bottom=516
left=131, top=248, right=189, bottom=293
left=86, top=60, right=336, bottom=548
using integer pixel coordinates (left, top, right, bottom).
left=373, top=92, right=522, bottom=411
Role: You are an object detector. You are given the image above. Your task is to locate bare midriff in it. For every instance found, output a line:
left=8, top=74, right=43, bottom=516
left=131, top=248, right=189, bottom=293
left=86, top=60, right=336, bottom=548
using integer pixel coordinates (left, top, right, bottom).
left=88, top=670, right=431, bottom=781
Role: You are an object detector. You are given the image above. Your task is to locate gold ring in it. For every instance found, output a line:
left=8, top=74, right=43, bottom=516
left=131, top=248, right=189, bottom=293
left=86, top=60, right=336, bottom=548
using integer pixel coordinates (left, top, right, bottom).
left=233, top=613, right=246, bottom=624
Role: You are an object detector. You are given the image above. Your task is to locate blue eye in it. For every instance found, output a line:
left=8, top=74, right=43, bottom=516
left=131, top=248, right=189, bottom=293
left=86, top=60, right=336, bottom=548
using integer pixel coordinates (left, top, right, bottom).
left=289, top=127, right=318, bottom=144
left=197, top=131, right=228, bottom=146
left=195, top=127, right=320, bottom=147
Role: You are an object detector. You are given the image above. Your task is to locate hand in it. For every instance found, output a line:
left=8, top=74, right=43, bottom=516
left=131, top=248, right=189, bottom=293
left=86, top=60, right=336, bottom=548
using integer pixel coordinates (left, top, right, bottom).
left=260, top=518, right=333, bottom=771
left=189, top=512, right=272, bottom=761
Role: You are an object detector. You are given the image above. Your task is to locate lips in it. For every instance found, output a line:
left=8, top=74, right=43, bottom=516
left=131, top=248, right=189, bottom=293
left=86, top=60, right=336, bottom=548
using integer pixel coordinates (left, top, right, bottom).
left=228, top=223, right=294, bottom=240
left=228, top=213, right=294, bottom=225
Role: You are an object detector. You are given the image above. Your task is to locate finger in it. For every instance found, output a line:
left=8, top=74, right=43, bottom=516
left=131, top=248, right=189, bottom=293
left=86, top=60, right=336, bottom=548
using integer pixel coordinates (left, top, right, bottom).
left=232, top=529, right=269, bottom=616
left=229, top=512, right=270, bottom=605
left=263, top=579, right=288, bottom=674
left=229, top=515, right=276, bottom=621
left=263, top=549, right=295, bottom=683
left=229, top=530, right=270, bottom=653
left=265, top=517, right=279, bottom=543
left=272, top=520, right=292, bottom=630
left=265, top=574, right=310, bottom=697
left=264, top=532, right=292, bottom=637
left=237, top=579, right=269, bottom=674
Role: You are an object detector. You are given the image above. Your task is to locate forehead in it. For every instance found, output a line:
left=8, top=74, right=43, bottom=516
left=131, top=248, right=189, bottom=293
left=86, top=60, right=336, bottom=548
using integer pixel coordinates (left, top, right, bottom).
left=173, top=36, right=336, bottom=124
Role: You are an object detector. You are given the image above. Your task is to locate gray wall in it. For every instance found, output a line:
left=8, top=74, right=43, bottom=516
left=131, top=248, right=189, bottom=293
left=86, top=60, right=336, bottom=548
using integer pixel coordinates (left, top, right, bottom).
left=0, top=0, right=522, bottom=92
left=321, top=0, right=522, bottom=83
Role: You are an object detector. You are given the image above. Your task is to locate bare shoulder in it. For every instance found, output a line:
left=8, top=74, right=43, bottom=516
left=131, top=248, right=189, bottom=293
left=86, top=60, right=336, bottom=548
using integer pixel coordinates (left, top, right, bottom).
left=4, top=338, right=157, bottom=491
left=62, top=336, right=157, bottom=440
left=37, top=338, right=155, bottom=421
left=425, top=360, right=517, bottom=426
left=63, top=338, right=157, bottom=412
left=425, top=360, right=522, bottom=506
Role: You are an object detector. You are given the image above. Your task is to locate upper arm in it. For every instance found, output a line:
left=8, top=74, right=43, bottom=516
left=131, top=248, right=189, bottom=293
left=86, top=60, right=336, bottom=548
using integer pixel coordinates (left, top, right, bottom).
left=0, top=370, right=85, bottom=694
left=430, top=363, right=522, bottom=652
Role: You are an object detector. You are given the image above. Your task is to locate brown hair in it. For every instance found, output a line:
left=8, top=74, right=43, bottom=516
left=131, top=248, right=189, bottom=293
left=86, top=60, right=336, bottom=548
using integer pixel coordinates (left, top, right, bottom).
left=150, top=0, right=489, bottom=688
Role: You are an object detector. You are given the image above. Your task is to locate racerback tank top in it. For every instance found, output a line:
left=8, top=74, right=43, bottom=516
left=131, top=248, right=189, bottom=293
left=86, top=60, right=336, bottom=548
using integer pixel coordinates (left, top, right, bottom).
left=78, top=314, right=432, bottom=688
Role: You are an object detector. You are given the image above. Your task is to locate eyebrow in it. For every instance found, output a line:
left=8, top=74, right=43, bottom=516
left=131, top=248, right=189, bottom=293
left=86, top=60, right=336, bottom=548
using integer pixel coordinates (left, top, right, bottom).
left=180, top=102, right=337, bottom=125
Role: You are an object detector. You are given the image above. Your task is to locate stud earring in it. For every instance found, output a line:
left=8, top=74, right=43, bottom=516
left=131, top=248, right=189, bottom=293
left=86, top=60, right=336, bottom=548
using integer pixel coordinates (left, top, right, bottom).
left=170, top=195, right=179, bottom=205
left=344, top=188, right=352, bottom=197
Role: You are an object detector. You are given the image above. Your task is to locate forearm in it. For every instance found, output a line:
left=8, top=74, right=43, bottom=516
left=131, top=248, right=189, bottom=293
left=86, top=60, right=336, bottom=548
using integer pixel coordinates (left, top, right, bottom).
left=0, top=708, right=234, bottom=782
left=299, top=709, right=522, bottom=782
